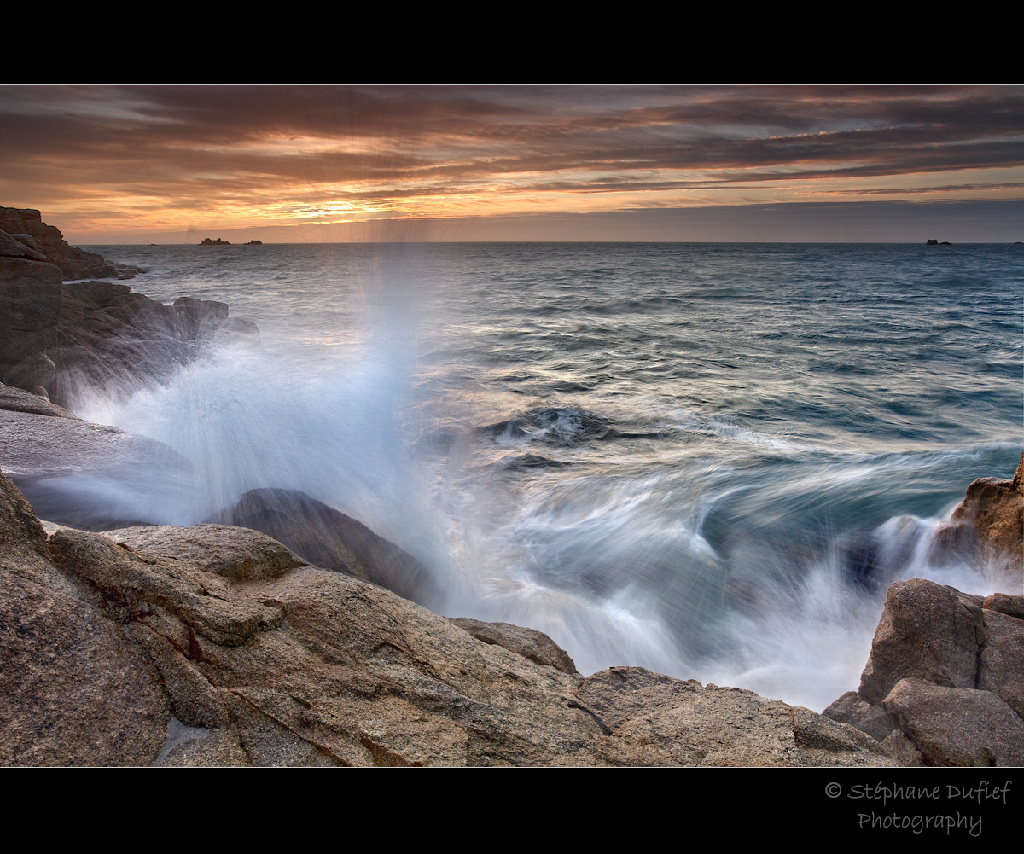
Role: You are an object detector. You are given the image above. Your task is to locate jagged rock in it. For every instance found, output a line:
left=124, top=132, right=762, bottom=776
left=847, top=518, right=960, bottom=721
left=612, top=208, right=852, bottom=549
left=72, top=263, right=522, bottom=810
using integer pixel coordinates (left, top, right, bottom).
left=0, top=209, right=258, bottom=404
left=978, top=605, right=1024, bottom=718
left=0, top=470, right=170, bottom=765
left=0, top=254, right=63, bottom=385
left=576, top=667, right=886, bottom=767
left=0, top=398, right=190, bottom=529
left=48, top=282, right=255, bottom=408
left=0, top=383, right=77, bottom=419
left=858, top=579, right=985, bottom=705
left=0, top=207, right=131, bottom=281
left=950, top=449, right=1023, bottom=578
left=0, top=469, right=893, bottom=766
left=824, top=578, right=1024, bottom=766
left=822, top=454, right=1023, bottom=766
left=449, top=618, right=579, bottom=674
left=821, top=690, right=892, bottom=741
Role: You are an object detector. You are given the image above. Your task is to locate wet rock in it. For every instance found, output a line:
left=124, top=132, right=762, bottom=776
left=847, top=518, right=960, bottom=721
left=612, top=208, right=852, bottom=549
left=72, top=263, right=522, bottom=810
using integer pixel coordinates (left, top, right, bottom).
left=0, top=400, right=190, bottom=529
left=0, top=208, right=258, bottom=406
left=214, top=487, right=439, bottom=608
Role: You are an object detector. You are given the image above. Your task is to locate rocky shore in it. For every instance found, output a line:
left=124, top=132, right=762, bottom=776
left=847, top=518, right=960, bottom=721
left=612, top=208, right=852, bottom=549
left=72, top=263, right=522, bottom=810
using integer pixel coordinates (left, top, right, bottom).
left=0, top=211, right=1021, bottom=766
left=1, top=207, right=257, bottom=408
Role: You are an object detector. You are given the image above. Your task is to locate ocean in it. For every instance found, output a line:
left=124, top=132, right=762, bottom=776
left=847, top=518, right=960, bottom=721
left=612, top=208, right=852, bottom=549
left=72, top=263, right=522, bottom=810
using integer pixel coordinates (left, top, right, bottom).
left=73, top=241, right=1022, bottom=712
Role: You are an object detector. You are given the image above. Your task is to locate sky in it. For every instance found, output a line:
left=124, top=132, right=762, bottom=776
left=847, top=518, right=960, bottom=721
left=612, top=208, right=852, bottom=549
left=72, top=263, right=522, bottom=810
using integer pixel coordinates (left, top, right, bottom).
left=1, top=84, right=1022, bottom=243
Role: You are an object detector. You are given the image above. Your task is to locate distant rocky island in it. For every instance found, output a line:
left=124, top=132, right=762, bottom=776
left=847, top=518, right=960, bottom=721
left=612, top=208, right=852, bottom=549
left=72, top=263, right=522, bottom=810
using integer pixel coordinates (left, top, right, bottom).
left=199, top=238, right=263, bottom=246
left=1, top=208, right=1021, bottom=766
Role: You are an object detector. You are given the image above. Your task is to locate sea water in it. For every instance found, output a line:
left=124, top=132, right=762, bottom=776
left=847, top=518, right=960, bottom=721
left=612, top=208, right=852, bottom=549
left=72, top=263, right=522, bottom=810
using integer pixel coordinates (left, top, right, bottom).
left=73, top=242, right=1023, bottom=711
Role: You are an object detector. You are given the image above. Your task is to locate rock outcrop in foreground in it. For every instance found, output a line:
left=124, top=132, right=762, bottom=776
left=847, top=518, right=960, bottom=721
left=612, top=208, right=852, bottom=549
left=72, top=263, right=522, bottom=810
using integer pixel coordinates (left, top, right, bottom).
left=0, top=469, right=893, bottom=766
left=823, top=452, right=1023, bottom=766
left=825, top=580, right=1023, bottom=766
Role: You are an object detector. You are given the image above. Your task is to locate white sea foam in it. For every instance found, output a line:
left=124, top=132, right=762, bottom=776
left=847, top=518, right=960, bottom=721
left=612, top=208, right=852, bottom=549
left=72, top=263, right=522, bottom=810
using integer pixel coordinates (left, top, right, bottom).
left=60, top=242, right=1021, bottom=711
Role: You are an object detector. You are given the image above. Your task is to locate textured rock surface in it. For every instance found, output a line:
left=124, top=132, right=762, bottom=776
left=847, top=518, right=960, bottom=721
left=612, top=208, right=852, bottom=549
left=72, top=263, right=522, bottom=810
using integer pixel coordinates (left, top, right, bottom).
left=949, top=449, right=1023, bottom=580
left=824, top=579, right=1024, bottom=766
left=882, top=678, right=1024, bottom=767
left=0, top=469, right=169, bottom=765
left=0, top=470, right=893, bottom=767
left=449, top=617, right=579, bottom=675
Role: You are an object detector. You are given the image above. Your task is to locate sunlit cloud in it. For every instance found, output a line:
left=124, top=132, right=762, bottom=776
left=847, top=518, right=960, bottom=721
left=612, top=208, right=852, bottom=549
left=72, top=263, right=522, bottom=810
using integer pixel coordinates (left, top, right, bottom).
left=1, top=84, right=1021, bottom=241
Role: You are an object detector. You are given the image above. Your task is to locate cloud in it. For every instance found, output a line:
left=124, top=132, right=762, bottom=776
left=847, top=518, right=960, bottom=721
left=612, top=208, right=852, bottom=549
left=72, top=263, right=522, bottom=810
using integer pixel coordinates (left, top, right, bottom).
left=1, top=84, right=1021, bottom=237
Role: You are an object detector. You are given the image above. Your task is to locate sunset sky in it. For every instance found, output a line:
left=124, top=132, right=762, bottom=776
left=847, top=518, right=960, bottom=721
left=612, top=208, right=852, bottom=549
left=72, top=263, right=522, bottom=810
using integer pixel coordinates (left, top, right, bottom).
left=1, top=84, right=1022, bottom=243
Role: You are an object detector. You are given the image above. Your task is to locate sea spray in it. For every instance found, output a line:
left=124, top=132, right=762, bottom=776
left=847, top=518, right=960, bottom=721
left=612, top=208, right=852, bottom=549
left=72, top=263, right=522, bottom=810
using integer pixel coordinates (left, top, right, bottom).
left=62, top=241, right=1022, bottom=711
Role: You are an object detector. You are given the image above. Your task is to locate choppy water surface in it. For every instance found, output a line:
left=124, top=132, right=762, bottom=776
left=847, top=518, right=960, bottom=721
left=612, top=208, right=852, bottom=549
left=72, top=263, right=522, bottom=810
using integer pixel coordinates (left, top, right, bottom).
left=80, top=242, right=1023, bottom=711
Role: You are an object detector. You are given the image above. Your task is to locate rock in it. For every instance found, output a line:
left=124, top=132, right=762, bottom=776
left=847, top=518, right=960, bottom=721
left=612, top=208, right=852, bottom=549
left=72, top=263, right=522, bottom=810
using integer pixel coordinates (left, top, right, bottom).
left=0, top=469, right=893, bottom=766
left=0, top=253, right=63, bottom=384
left=0, top=207, right=133, bottom=281
left=824, top=578, right=1024, bottom=766
left=822, top=690, right=892, bottom=741
left=0, top=208, right=258, bottom=405
left=449, top=618, right=579, bottom=674
left=881, top=678, right=1024, bottom=767
left=0, top=382, right=78, bottom=419
left=977, top=605, right=1024, bottom=718
left=858, top=579, right=985, bottom=705
left=0, top=399, right=191, bottom=529
left=950, top=449, right=1024, bottom=577
left=215, top=488, right=438, bottom=608
left=576, top=667, right=887, bottom=767
left=823, top=456, right=1023, bottom=766
left=98, top=523, right=310, bottom=582
left=0, top=470, right=170, bottom=765
left=48, top=282, right=255, bottom=408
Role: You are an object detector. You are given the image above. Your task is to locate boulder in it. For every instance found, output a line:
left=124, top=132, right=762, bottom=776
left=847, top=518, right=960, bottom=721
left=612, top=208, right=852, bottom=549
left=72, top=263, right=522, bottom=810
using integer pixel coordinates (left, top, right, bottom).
left=824, top=578, right=1024, bottom=766
left=881, top=678, right=1024, bottom=767
left=857, top=578, right=985, bottom=705
left=449, top=618, right=579, bottom=675
left=0, top=392, right=191, bottom=530
left=215, top=487, right=438, bottom=608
